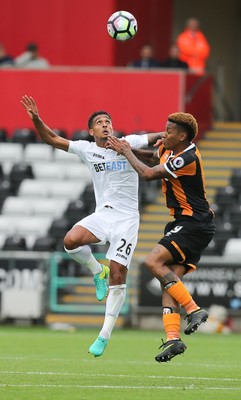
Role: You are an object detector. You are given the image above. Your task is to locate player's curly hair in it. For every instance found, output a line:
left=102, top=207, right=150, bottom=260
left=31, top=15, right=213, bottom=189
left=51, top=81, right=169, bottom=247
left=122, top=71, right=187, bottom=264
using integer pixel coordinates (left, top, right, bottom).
left=88, top=111, right=112, bottom=129
left=168, top=112, right=198, bottom=141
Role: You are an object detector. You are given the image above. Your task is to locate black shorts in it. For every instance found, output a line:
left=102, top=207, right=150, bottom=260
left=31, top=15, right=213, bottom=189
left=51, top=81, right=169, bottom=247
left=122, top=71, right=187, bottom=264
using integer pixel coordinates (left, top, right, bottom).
left=159, top=216, right=215, bottom=272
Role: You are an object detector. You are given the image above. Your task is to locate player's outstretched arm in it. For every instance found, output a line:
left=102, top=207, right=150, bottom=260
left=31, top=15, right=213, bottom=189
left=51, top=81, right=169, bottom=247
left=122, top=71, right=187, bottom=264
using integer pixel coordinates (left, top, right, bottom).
left=132, top=148, right=159, bottom=166
left=107, top=136, right=168, bottom=181
left=147, top=131, right=164, bottom=147
left=21, top=95, right=69, bottom=151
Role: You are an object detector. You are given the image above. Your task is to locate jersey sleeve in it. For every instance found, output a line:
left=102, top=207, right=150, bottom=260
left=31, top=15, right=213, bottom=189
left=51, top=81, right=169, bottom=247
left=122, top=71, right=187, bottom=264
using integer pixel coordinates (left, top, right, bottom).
left=124, top=134, right=148, bottom=148
left=68, top=140, right=89, bottom=162
left=164, top=152, right=196, bottom=178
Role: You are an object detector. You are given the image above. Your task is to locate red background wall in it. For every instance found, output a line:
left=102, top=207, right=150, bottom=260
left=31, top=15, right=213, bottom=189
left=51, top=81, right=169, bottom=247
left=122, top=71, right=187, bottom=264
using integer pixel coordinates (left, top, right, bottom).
left=0, top=69, right=184, bottom=136
left=0, top=1, right=212, bottom=138
left=0, top=0, right=172, bottom=66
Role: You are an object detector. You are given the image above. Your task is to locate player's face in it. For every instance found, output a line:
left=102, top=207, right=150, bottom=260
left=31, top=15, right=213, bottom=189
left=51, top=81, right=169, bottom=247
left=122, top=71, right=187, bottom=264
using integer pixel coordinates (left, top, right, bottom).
left=90, top=115, right=113, bottom=139
left=162, top=121, right=184, bottom=151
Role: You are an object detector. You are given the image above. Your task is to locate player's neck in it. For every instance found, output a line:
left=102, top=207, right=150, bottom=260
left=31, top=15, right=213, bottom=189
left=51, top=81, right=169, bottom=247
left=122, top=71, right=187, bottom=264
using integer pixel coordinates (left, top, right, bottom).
left=95, top=138, right=107, bottom=148
left=172, top=142, right=191, bottom=155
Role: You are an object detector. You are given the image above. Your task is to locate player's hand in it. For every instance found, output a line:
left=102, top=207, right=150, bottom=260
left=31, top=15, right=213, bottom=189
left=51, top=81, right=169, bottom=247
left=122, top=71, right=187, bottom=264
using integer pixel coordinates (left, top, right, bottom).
left=106, top=136, right=131, bottom=154
left=153, top=138, right=164, bottom=147
left=21, top=95, right=39, bottom=120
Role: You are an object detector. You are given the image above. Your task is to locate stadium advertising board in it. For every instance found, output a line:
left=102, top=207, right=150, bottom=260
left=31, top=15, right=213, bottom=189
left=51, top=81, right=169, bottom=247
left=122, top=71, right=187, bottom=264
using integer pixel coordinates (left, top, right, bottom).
left=0, top=252, right=48, bottom=320
left=139, top=257, right=241, bottom=312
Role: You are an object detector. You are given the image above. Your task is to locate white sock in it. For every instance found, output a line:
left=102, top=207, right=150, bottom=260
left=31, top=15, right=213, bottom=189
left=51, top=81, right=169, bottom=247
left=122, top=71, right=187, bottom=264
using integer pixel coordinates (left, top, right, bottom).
left=64, top=245, right=102, bottom=275
left=99, top=284, right=126, bottom=340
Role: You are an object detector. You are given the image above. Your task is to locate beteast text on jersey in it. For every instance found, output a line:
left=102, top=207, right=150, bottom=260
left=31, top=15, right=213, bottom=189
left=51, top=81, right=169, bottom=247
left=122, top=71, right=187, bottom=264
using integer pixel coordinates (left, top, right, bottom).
left=93, top=161, right=127, bottom=172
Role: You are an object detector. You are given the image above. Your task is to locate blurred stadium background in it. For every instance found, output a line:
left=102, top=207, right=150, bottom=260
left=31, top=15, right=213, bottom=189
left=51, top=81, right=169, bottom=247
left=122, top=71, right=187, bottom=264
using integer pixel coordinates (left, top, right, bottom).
left=0, top=0, right=241, bottom=334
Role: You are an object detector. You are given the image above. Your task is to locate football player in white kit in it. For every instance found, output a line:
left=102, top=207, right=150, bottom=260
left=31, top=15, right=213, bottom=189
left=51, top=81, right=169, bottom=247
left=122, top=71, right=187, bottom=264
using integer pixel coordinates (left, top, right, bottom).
left=21, top=95, right=162, bottom=357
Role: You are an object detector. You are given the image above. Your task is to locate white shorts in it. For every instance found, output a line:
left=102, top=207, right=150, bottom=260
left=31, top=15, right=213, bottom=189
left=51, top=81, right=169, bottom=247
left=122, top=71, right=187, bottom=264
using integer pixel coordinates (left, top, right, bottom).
left=75, top=207, right=140, bottom=268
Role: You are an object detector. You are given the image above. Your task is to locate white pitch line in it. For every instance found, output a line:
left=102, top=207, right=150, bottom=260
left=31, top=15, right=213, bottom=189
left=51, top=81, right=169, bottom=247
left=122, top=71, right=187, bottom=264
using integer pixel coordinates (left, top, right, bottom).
left=0, top=355, right=240, bottom=370
left=0, top=371, right=240, bottom=382
left=0, top=383, right=240, bottom=391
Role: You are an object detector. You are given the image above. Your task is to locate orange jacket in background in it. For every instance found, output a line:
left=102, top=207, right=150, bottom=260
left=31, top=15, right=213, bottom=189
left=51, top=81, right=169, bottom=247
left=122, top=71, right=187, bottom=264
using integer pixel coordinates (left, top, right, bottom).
left=177, top=29, right=210, bottom=75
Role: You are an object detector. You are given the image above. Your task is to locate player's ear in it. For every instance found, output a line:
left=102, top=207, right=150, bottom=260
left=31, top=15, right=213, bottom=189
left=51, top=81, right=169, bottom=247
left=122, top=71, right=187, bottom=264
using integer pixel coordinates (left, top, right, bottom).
left=89, top=129, right=94, bottom=137
left=180, top=132, right=188, bottom=142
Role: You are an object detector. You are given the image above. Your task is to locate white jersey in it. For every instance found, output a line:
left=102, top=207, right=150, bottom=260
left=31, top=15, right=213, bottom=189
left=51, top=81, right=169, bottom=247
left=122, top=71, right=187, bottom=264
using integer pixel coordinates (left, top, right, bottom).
left=68, top=134, right=148, bottom=214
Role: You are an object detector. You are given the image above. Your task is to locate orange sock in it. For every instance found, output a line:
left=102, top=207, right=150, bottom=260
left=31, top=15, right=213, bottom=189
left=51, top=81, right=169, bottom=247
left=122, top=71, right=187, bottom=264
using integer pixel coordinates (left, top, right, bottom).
left=167, top=281, right=199, bottom=314
left=163, top=313, right=180, bottom=341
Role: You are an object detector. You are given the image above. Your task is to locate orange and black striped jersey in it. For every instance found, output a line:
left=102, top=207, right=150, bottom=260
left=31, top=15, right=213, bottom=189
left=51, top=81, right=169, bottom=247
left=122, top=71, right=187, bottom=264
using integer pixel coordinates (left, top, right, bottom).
left=159, top=142, right=212, bottom=221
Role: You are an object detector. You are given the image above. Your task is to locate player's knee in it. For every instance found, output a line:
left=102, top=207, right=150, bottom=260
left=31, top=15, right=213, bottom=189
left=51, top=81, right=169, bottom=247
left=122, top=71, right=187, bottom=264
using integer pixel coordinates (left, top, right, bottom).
left=145, top=254, right=167, bottom=276
left=144, top=254, right=157, bottom=272
left=63, top=231, right=79, bottom=250
left=110, top=269, right=126, bottom=285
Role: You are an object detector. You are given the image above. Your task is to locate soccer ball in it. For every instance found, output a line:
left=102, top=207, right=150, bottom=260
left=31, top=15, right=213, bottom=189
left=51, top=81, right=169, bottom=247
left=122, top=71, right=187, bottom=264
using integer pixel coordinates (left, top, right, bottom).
left=107, top=11, right=138, bottom=41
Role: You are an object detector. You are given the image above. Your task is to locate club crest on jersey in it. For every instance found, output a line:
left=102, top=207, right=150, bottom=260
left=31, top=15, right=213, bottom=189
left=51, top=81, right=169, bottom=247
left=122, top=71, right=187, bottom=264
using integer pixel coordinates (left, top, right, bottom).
left=172, top=156, right=184, bottom=169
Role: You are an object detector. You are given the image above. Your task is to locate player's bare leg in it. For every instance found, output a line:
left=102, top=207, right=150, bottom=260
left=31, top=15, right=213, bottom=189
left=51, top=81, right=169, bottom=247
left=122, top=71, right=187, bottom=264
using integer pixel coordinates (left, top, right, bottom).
left=64, top=225, right=109, bottom=301
left=89, top=261, right=127, bottom=357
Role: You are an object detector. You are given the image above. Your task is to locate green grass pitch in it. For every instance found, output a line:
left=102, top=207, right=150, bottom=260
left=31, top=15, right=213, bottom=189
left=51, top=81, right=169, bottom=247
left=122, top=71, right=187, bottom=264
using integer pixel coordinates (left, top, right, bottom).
left=0, top=325, right=240, bottom=400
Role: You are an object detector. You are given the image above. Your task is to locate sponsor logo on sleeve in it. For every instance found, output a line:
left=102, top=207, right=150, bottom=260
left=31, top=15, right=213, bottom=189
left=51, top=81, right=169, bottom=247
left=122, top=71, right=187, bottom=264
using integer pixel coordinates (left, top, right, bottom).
left=173, top=156, right=184, bottom=169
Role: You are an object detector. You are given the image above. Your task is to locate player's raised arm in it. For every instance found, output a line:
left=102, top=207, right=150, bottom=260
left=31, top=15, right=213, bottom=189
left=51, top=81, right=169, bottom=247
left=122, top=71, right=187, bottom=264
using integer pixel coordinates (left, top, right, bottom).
left=107, top=136, right=168, bottom=180
left=21, top=95, right=69, bottom=151
left=132, top=131, right=164, bottom=166
left=126, top=131, right=163, bottom=166
left=146, top=131, right=164, bottom=147
left=132, top=147, right=160, bottom=167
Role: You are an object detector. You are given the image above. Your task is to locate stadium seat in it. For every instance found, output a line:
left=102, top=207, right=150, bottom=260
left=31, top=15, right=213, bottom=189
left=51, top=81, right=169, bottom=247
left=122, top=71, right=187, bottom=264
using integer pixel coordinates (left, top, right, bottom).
left=2, top=235, right=27, bottom=251
left=139, top=179, right=159, bottom=205
left=202, top=239, right=223, bottom=256
left=33, top=162, right=91, bottom=182
left=0, top=179, right=16, bottom=203
left=48, top=217, right=71, bottom=240
left=215, top=185, right=238, bottom=204
left=52, top=128, right=67, bottom=138
left=230, top=169, right=241, bottom=193
left=2, top=196, right=68, bottom=219
left=0, top=216, right=18, bottom=246
left=9, top=162, right=34, bottom=191
left=18, top=179, right=49, bottom=198
left=0, top=233, right=7, bottom=249
left=48, top=181, right=86, bottom=200
left=80, top=183, right=95, bottom=212
left=209, top=202, right=226, bottom=223
left=223, top=238, right=241, bottom=256
left=53, top=148, right=79, bottom=163
left=24, top=143, right=53, bottom=163
left=18, top=179, right=86, bottom=200
left=0, top=215, right=15, bottom=232
left=16, top=216, right=52, bottom=236
left=72, top=129, right=94, bottom=142
left=0, top=128, right=7, bottom=142
left=113, top=130, right=125, bottom=138
left=226, top=204, right=241, bottom=230
left=31, top=198, right=68, bottom=218
left=64, top=199, right=88, bottom=224
left=1, top=196, right=33, bottom=216
left=0, top=143, right=24, bottom=164
left=12, top=128, right=37, bottom=145
left=32, top=235, right=58, bottom=251
left=64, top=163, right=92, bottom=183
left=214, top=221, right=237, bottom=254
left=32, top=162, right=63, bottom=180
left=15, top=216, right=53, bottom=248
left=0, top=163, right=4, bottom=180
